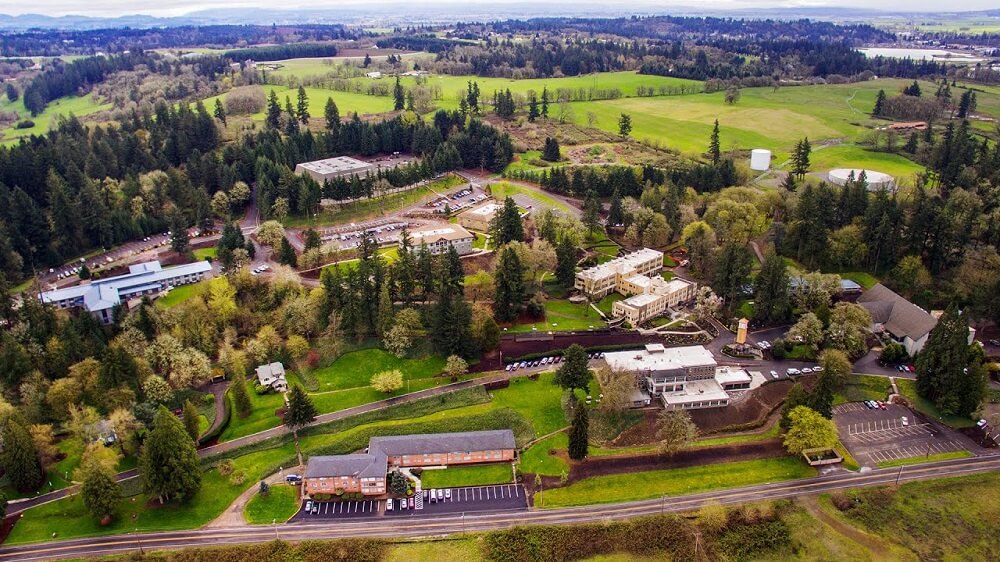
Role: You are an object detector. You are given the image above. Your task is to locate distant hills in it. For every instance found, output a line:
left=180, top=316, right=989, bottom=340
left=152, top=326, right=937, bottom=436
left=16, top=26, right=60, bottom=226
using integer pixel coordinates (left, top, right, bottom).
left=0, top=5, right=997, bottom=31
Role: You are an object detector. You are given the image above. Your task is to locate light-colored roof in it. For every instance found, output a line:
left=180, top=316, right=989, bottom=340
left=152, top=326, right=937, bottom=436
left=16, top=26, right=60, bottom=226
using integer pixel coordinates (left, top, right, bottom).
left=857, top=283, right=937, bottom=341
left=464, top=202, right=501, bottom=217
left=604, top=345, right=717, bottom=373
left=714, top=367, right=752, bottom=385
left=620, top=293, right=660, bottom=308
left=409, top=225, right=474, bottom=244
left=576, top=248, right=663, bottom=282
left=40, top=261, right=211, bottom=312
left=255, top=362, right=286, bottom=385
left=295, top=156, right=373, bottom=176
left=662, top=378, right=729, bottom=405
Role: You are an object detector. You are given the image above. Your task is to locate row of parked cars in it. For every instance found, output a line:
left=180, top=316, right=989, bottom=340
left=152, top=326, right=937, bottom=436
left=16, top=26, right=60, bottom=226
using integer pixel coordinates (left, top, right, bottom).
left=505, top=352, right=606, bottom=372
left=250, top=264, right=271, bottom=275
left=864, top=400, right=888, bottom=411
left=385, top=488, right=451, bottom=511
left=784, top=365, right=823, bottom=376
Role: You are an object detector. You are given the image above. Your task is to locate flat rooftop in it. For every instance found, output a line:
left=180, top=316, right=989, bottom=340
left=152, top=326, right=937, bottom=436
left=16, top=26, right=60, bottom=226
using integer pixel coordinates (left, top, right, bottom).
left=604, top=344, right=717, bottom=373
left=714, top=367, right=752, bottom=385
left=576, top=248, right=663, bottom=282
left=409, top=225, right=474, bottom=244
left=465, top=202, right=501, bottom=217
left=662, top=378, right=729, bottom=405
left=620, top=293, right=661, bottom=308
left=296, top=156, right=373, bottom=175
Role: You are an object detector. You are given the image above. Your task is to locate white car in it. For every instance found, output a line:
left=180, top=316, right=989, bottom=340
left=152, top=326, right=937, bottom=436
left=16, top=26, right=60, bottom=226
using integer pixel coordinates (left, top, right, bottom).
left=444, top=489, right=451, bottom=499
left=901, top=416, right=909, bottom=426
left=801, top=367, right=813, bottom=374
left=385, top=498, right=393, bottom=511
left=769, top=370, right=778, bottom=379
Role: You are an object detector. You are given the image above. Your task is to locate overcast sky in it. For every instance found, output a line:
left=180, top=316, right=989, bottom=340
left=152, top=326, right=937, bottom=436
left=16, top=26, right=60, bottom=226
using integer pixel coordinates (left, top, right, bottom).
left=0, top=1, right=996, bottom=17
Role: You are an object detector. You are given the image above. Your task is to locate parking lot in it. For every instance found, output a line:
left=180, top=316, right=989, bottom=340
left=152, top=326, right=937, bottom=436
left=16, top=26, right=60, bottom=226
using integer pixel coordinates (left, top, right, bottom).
left=291, top=484, right=527, bottom=521
left=834, top=402, right=969, bottom=466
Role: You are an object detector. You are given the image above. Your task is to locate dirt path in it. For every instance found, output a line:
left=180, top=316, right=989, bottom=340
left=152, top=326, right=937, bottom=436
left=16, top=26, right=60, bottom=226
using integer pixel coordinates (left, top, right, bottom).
left=199, top=381, right=229, bottom=442
left=798, top=495, right=904, bottom=560
left=206, top=470, right=298, bottom=528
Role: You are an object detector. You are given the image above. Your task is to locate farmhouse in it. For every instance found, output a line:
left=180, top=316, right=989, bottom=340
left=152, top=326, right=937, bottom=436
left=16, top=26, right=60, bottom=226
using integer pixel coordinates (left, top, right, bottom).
left=406, top=225, right=475, bottom=255
left=303, top=430, right=516, bottom=498
left=40, top=260, right=211, bottom=324
left=294, top=156, right=375, bottom=183
left=603, top=344, right=757, bottom=410
left=255, top=362, right=288, bottom=392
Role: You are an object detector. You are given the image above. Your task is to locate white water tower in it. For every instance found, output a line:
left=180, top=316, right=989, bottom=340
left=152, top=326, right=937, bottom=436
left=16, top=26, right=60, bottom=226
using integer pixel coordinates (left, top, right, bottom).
left=750, top=149, right=771, bottom=171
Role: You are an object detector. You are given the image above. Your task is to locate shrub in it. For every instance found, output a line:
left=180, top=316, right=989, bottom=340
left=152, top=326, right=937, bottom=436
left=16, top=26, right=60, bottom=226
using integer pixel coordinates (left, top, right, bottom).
left=216, top=459, right=235, bottom=477
left=229, top=470, right=247, bottom=486
left=224, top=85, right=266, bottom=115
left=14, top=119, right=34, bottom=129
left=254, top=383, right=269, bottom=395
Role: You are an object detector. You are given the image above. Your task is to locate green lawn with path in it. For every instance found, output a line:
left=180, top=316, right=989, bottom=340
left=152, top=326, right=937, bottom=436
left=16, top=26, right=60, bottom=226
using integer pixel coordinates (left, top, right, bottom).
left=489, top=181, right=575, bottom=214
left=419, top=464, right=513, bottom=488
left=534, top=456, right=816, bottom=508
left=219, top=386, right=287, bottom=442
left=308, top=348, right=446, bottom=391
left=520, top=432, right=570, bottom=476
left=244, top=483, right=300, bottom=524
left=192, top=247, right=217, bottom=260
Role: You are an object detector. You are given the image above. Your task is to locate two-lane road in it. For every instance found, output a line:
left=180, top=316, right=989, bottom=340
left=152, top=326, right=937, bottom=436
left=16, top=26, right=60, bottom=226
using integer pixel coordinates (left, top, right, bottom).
left=3, top=455, right=998, bottom=561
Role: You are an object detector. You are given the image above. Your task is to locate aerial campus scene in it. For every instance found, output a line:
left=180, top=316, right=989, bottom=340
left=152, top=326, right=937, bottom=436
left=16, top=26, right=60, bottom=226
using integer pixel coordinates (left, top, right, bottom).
left=0, top=0, right=999, bottom=560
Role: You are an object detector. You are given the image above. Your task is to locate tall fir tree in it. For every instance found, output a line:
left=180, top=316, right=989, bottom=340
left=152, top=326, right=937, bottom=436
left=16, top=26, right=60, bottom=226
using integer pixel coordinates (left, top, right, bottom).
left=753, top=249, right=790, bottom=323
left=708, top=119, right=721, bottom=164
left=393, top=77, right=405, bottom=111
left=541, top=87, right=549, bottom=117
left=555, top=344, right=593, bottom=392
left=0, top=417, right=42, bottom=492
left=583, top=191, right=601, bottom=236
left=265, top=89, right=282, bottom=129
left=493, top=246, right=526, bottom=322
left=81, top=460, right=121, bottom=521
left=296, top=85, right=310, bottom=124
left=555, top=235, right=577, bottom=288
left=213, top=98, right=226, bottom=125
left=279, top=238, right=298, bottom=267
left=324, top=97, right=340, bottom=131
left=489, top=197, right=524, bottom=247
left=285, top=385, right=317, bottom=430
left=608, top=189, right=625, bottom=226
left=230, top=372, right=252, bottom=418
left=141, top=407, right=202, bottom=503
left=568, top=403, right=589, bottom=461
left=182, top=400, right=200, bottom=442
left=916, top=307, right=985, bottom=417
left=872, top=89, right=886, bottom=116
left=528, top=94, right=539, bottom=122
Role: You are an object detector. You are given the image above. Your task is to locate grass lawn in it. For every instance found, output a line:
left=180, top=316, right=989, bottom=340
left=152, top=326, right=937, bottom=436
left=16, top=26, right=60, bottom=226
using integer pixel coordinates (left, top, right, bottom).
left=202, top=85, right=392, bottom=123
left=876, top=450, right=972, bottom=468
left=0, top=94, right=110, bottom=146
left=834, top=374, right=891, bottom=406
left=192, top=247, right=217, bottom=260
left=219, top=387, right=287, bottom=442
left=808, top=144, right=926, bottom=184
left=895, top=378, right=976, bottom=428
left=520, top=432, right=569, bottom=476
left=383, top=538, right=482, bottom=562
left=509, top=298, right=605, bottom=333
left=155, top=281, right=208, bottom=308
left=308, top=348, right=446, bottom=391
left=488, top=372, right=585, bottom=436
left=693, top=422, right=782, bottom=447
left=6, top=469, right=244, bottom=545
left=419, top=463, right=513, bottom=488
left=534, top=457, right=816, bottom=508
left=787, top=344, right=817, bottom=361
left=243, top=483, right=300, bottom=524
left=489, top=181, right=575, bottom=215
left=594, top=293, right=624, bottom=317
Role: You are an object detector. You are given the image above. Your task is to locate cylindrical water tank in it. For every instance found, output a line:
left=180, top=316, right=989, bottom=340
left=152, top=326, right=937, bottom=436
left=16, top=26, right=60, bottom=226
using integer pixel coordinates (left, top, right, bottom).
left=750, top=149, right=771, bottom=171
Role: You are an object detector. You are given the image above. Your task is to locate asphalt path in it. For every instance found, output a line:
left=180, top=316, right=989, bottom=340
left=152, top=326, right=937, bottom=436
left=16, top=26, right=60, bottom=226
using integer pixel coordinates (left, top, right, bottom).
left=3, top=455, right=998, bottom=561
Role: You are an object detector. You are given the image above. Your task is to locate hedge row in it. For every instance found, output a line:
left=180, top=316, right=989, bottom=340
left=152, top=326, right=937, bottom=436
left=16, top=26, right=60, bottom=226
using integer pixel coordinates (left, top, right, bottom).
left=198, top=390, right=232, bottom=447
left=480, top=514, right=699, bottom=561
left=128, top=538, right=387, bottom=562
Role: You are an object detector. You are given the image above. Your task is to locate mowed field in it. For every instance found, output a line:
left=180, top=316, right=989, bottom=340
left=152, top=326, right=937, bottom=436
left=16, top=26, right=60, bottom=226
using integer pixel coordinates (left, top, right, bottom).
left=0, top=94, right=111, bottom=145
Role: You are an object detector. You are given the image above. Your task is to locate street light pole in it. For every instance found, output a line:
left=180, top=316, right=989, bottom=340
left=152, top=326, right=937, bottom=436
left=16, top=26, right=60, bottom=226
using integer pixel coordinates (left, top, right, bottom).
left=135, top=528, right=143, bottom=554
left=273, top=518, right=279, bottom=540
left=895, top=465, right=903, bottom=486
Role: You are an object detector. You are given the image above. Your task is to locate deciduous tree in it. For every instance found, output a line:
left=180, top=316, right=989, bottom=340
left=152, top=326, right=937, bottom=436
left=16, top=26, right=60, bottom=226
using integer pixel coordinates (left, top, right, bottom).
left=371, top=370, right=404, bottom=394
left=656, top=410, right=698, bottom=456
left=783, top=406, right=838, bottom=455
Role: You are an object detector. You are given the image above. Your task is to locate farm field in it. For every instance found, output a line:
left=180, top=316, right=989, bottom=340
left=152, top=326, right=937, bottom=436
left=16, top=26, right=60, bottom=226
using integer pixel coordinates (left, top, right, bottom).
left=0, top=94, right=111, bottom=145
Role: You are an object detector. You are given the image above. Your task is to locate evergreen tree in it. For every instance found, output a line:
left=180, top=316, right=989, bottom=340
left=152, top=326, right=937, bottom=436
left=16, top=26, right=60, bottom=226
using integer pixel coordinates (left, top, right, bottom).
left=555, top=235, right=577, bottom=288
left=296, top=85, right=310, bottom=124
left=406, top=91, right=415, bottom=112
left=872, top=89, right=886, bottom=116
left=903, top=81, right=922, bottom=97
left=541, top=87, right=549, bottom=117
left=583, top=190, right=601, bottom=236
left=903, top=132, right=919, bottom=154
left=753, top=249, right=790, bottom=323
left=782, top=172, right=797, bottom=191
left=431, top=290, right=476, bottom=359
left=617, top=113, right=632, bottom=138
left=489, top=197, right=524, bottom=246
left=393, top=77, right=405, bottom=111
left=780, top=383, right=809, bottom=429
left=568, top=403, right=589, bottom=461
left=140, top=407, right=202, bottom=503
left=440, top=245, right=465, bottom=297
left=708, top=119, right=721, bottom=164
left=791, top=137, right=811, bottom=178
left=528, top=94, right=539, bottom=122
left=285, top=385, right=317, bottom=430
left=608, top=189, right=625, bottom=226
left=0, top=417, right=42, bottom=492
left=324, top=97, right=340, bottom=130
left=712, top=242, right=753, bottom=310
left=806, top=370, right=835, bottom=418
left=278, top=238, right=298, bottom=267
left=376, top=283, right=394, bottom=338
left=363, top=53, right=371, bottom=67
left=493, top=246, right=526, bottom=322
left=555, top=344, right=593, bottom=392
left=81, top=461, right=121, bottom=522
left=284, top=96, right=299, bottom=134
left=542, top=137, right=560, bottom=162
left=304, top=229, right=322, bottom=252
left=230, top=372, right=252, bottom=418
left=957, top=90, right=977, bottom=118
left=213, top=98, right=227, bottom=125
left=265, top=90, right=282, bottom=129
left=916, top=307, right=985, bottom=417
left=79, top=263, right=91, bottom=279
left=182, top=399, right=200, bottom=442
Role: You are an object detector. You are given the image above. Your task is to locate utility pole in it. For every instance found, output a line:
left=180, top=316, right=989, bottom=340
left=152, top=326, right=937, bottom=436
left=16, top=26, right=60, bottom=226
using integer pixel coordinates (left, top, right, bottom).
left=135, top=528, right=143, bottom=554
left=895, top=465, right=903, bottom=486
left=273, top=518, right=279, bottom=540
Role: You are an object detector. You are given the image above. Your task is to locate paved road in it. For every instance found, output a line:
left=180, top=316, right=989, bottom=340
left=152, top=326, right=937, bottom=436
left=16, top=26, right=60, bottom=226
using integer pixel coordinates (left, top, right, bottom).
left=3, top=455, right=998, bottom=561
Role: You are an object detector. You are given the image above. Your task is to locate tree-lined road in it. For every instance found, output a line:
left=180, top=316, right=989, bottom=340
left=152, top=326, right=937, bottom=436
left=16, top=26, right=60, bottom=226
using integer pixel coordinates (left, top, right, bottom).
left=3, top=454, right=998, bottom=561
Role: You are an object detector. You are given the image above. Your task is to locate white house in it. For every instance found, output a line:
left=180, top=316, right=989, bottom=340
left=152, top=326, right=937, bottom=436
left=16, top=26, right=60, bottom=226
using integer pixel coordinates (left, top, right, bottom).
left=256, top=362, right=288, bottom=392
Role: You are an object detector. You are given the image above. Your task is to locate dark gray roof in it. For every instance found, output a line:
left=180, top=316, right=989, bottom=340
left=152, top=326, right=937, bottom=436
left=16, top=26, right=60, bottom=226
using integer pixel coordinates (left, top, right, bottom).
left=857, top=283, right=937, bottom=341
left=305, top=451, right=387, bottom=480
left=369, top=430, right=516, bottom=456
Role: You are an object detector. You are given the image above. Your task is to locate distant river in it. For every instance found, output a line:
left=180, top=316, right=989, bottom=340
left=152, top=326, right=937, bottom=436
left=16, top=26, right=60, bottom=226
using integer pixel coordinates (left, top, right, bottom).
left=859, top=47, right=984, bottom=62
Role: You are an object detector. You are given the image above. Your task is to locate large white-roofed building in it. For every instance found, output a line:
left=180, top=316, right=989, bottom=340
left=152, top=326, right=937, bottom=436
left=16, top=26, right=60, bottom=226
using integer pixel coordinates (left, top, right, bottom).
left=575, top=248, right=664, bottom=299
left=602, top=345, right=758, bottom=410
left=406, top=225, right=476, bottom=255
left=40, top=260, right=211, bottom=324
left=294, top=156, right=376, bottom=183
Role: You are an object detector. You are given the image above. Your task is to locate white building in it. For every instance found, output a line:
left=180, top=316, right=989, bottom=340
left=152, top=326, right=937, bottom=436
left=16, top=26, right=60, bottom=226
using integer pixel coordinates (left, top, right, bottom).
left=407, top=225, right=475, bottom=255
left=458, top=202, right=503, bottom=232
left=603, top=344, right=756, bottom=410
left=574, top=248, right=695, bottom=325
left=255, top=362, right=288, bottom=392
left=294, top=156, right=375, bottom=183
left=40, top=260, right=211, bottom=324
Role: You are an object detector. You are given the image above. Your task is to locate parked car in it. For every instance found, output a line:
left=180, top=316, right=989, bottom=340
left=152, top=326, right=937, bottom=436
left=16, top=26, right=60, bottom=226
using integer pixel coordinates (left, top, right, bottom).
left=385, top=498, right=393, bottom=511
left=436, top=489, right=444, bottom=500
left=879, top=402, right=887, bottom=410
left=286, top=474, right=302, bottom=483
left=769, top=370, right=778, bottom=379
left=801, top=367, right=813, bottom=374
left=444, top=489, right=452, bottom=499
left=786, top=368, right=800, bottom=376
left=555, top=356, right=562, bottom=363
left=989, top=339, right=1000, bottom=346
left=311, top=502, right=319, bottom=514
left=427, top=490, right=435, bottom=502
left=305, top=500, right=313, bottom=513
left=408, top=497, right=415, bottom=509
left=901, top=416, right=909, bottom=426
left=400, top=498, right=407, bottom=510
left=812, top=366, right=823, bottom=372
